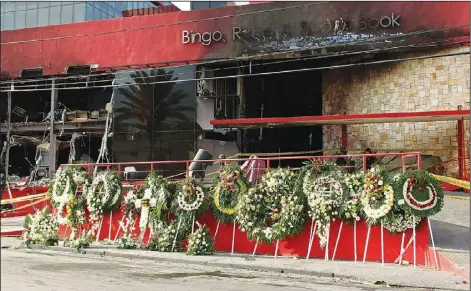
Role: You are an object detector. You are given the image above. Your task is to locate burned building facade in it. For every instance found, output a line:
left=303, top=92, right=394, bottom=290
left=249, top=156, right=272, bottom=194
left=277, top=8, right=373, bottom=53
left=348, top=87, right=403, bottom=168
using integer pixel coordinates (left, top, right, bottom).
left=1, top=1, right=469, bottom=182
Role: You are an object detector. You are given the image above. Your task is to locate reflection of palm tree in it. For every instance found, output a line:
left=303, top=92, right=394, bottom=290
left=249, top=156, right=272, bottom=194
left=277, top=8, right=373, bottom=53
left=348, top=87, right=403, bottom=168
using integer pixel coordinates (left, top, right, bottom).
left=114, top=69, right=194, bottom=160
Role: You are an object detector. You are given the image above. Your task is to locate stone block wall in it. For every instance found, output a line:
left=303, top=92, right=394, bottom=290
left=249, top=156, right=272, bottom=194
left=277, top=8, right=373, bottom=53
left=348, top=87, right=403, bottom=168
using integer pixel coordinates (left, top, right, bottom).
left=322, top=46, right=470, bottom=176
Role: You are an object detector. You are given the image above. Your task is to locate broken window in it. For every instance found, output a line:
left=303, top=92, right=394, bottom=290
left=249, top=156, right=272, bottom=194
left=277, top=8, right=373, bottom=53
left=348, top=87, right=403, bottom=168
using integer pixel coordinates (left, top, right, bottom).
left=196, top=65, right=239, bottom=120
left=2, top=74, right=114, bottom=183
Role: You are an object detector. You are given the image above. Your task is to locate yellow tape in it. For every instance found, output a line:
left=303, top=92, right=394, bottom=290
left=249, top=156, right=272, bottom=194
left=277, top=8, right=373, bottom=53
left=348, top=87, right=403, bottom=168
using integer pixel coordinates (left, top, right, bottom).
left=432, top=174, right=470, bottom=190
left=1, top=192, right=48, bottom=204
left=445, top=195, right=470, bottom=201
left=0, top=197, right=50, bottom=214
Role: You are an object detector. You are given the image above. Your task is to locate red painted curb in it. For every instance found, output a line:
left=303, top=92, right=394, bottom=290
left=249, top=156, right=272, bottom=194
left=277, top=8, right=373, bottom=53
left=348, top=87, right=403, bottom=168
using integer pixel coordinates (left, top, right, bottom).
left=0, top=230, right=22, bottom=237
left=425, top=248, right=469, bottom=281
left=1, top=211, right=34, bottom=218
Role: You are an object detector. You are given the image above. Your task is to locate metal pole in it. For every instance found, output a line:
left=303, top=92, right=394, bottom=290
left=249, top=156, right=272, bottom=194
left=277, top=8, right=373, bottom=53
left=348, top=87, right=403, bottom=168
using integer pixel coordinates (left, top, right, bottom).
left=5, top=90, right=12, bottom=178
left=49, top=79, right=58, bottom=177
left=341, top=125, right=347, bottom=148
left=457, top=117, right=465, bottom=180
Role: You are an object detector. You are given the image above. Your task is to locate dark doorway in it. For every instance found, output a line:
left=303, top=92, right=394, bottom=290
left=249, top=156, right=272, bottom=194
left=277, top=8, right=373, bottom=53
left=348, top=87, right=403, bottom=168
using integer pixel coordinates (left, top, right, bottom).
left=243, top=59, right=323, bottom=168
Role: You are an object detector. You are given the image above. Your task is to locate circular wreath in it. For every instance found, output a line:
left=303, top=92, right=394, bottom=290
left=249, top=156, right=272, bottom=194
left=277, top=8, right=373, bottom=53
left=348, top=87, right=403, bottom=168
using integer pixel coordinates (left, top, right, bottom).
left=211, top=165, right=248, bottom=224
left=305, top=175, right=344, bottom=248
left=236, top=168, right=305, bottom=243
left=86, top=171, right=123, bottom=221
left=174, top=177, right=205, bottom=214
left=361, top=167, right=394, bottom=225
left=394, top=170, right=444, bottom=217
left=340, top=171, right=365, bottom=225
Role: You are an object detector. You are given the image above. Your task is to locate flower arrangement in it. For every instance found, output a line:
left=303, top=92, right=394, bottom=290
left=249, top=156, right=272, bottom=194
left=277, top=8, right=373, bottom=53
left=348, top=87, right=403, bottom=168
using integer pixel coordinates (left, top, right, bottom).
left=64, top=192, right=87, bottom=238
left=236, top=168, right=305, bottom=243
left=361, top=167, right=394, bottom=225
left=394, top=170, right=444, bottom=217
left=340, top=172, right=365, bottom=225
left=69, top=231, right=93, bottom=249
left=50, top=167, right=72, bottom=222
left=149, top=221, right=188, bottom=252
left=144, top=173, right=171, bottom=232
left=72, top=168, right=90, bottom=186
left=174, top=177, right=206, bottom=214
left=302, top=158, right=343, bottom=178
left=122, top=188, right=141, bottom=221
left=117, top=235, right=138, bottom=249
left=23, top=207, right=59, bottom=247
left=382, top=204, right=422, bottom=234
left=86, top=171, right=123, bottom=221
left=186, top=223, right=215, bottom=256
left=49, top=167, right=90, bottom=238
left=23, top=159, right=448, bottom=259
left=305, top=175, right=344, bottom=248
left=211, top=165, right=248, bottom=224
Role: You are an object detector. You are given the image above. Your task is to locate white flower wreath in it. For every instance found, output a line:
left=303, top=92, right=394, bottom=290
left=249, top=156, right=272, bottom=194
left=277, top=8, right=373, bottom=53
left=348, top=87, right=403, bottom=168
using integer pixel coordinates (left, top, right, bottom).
left=341, top=172, right=365, bottom=223
left=305, top=175, right=344, bottom=248
left=51, top=167, right=71, bottom=206
left=86, top=171, right=122, bottom=221
left=177, top=179, right=205, bottom=212
left=50, top=167, right=72, bottom=224
left=361, top=168, right=394, bottom=224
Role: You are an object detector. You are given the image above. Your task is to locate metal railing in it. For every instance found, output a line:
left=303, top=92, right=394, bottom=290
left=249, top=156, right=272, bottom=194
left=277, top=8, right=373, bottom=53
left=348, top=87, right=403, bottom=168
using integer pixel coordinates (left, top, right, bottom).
left=60, top=152, right=422, bottom=183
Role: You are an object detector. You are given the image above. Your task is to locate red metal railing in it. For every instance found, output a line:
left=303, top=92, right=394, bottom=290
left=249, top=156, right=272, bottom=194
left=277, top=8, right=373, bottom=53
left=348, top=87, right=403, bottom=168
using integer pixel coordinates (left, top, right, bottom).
left=435, top=156, right=470, bottom=180
left=60, top=152, right=422, bottom=183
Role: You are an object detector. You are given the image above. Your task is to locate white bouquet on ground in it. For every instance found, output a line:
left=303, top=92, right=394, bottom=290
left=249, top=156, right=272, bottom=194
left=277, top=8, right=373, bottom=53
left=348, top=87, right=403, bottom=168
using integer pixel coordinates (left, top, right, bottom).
left=186, top=223, right=215, bottom=256
left=117, top=235, right=138, bottom=250
left=69, top=230, right=93, bottom=249
left=149, top=222, right=186, bottom=252
left=23, top=207, right=59, bottom=246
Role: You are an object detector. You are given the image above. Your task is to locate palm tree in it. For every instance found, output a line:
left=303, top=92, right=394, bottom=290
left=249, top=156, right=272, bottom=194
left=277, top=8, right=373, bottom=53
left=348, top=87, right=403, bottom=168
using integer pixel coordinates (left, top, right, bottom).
left=114, top=68, right=196, bottom=161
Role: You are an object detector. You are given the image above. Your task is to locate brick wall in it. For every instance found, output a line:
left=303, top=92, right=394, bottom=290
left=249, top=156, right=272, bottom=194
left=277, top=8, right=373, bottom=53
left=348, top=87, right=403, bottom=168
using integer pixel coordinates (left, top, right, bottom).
left=322, top=47, right=470, bottom=175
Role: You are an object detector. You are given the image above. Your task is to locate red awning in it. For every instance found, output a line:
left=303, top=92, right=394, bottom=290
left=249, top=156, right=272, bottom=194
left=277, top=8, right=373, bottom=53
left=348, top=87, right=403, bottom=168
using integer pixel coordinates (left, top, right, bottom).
left=210, top=110, right=470, bottom=128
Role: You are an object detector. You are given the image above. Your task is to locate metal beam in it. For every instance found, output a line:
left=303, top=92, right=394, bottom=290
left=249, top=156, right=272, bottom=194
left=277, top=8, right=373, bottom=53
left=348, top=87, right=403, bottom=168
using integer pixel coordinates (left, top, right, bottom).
left=0, top=120, right=106, bottom=134
left=4, top=90, right=11, bottom=178
left=457, top=118, right=465, bottom=180
left=48, top=79, right=57, bottom=177
left=210, top=110, right=471, bottom=128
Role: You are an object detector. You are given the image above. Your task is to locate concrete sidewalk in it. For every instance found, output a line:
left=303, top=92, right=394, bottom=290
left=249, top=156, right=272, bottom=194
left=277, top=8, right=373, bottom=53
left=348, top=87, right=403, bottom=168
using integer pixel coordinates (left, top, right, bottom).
left=0, top=216, right=24, bottom=236
left=1, top=237, right=467, bottom=291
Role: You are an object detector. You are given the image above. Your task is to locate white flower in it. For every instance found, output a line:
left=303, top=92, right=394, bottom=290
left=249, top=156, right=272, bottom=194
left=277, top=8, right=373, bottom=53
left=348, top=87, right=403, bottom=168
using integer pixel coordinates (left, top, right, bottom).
left=149, top=198, right=157, bottom=207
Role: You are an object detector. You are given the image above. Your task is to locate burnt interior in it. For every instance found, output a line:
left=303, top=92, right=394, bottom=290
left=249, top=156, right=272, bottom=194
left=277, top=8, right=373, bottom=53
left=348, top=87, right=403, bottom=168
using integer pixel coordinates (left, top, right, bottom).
left=242, top=58, right=324, bottom=168
left=1, top=76, right=113, bottom=179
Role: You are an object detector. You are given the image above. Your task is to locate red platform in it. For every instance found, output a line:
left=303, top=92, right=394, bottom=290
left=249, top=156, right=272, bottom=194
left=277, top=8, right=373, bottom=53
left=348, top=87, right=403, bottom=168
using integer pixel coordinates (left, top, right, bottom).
left=58, top=207, right=429, bottom=265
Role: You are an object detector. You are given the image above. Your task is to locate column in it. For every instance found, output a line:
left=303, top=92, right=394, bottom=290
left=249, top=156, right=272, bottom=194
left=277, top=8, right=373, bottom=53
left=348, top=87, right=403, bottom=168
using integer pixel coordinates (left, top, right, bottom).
left=48, top=79, right=58, bottom=177
left=457, top=118, right=465, bottom=180
left=4, top=90, right=12, bottom=178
